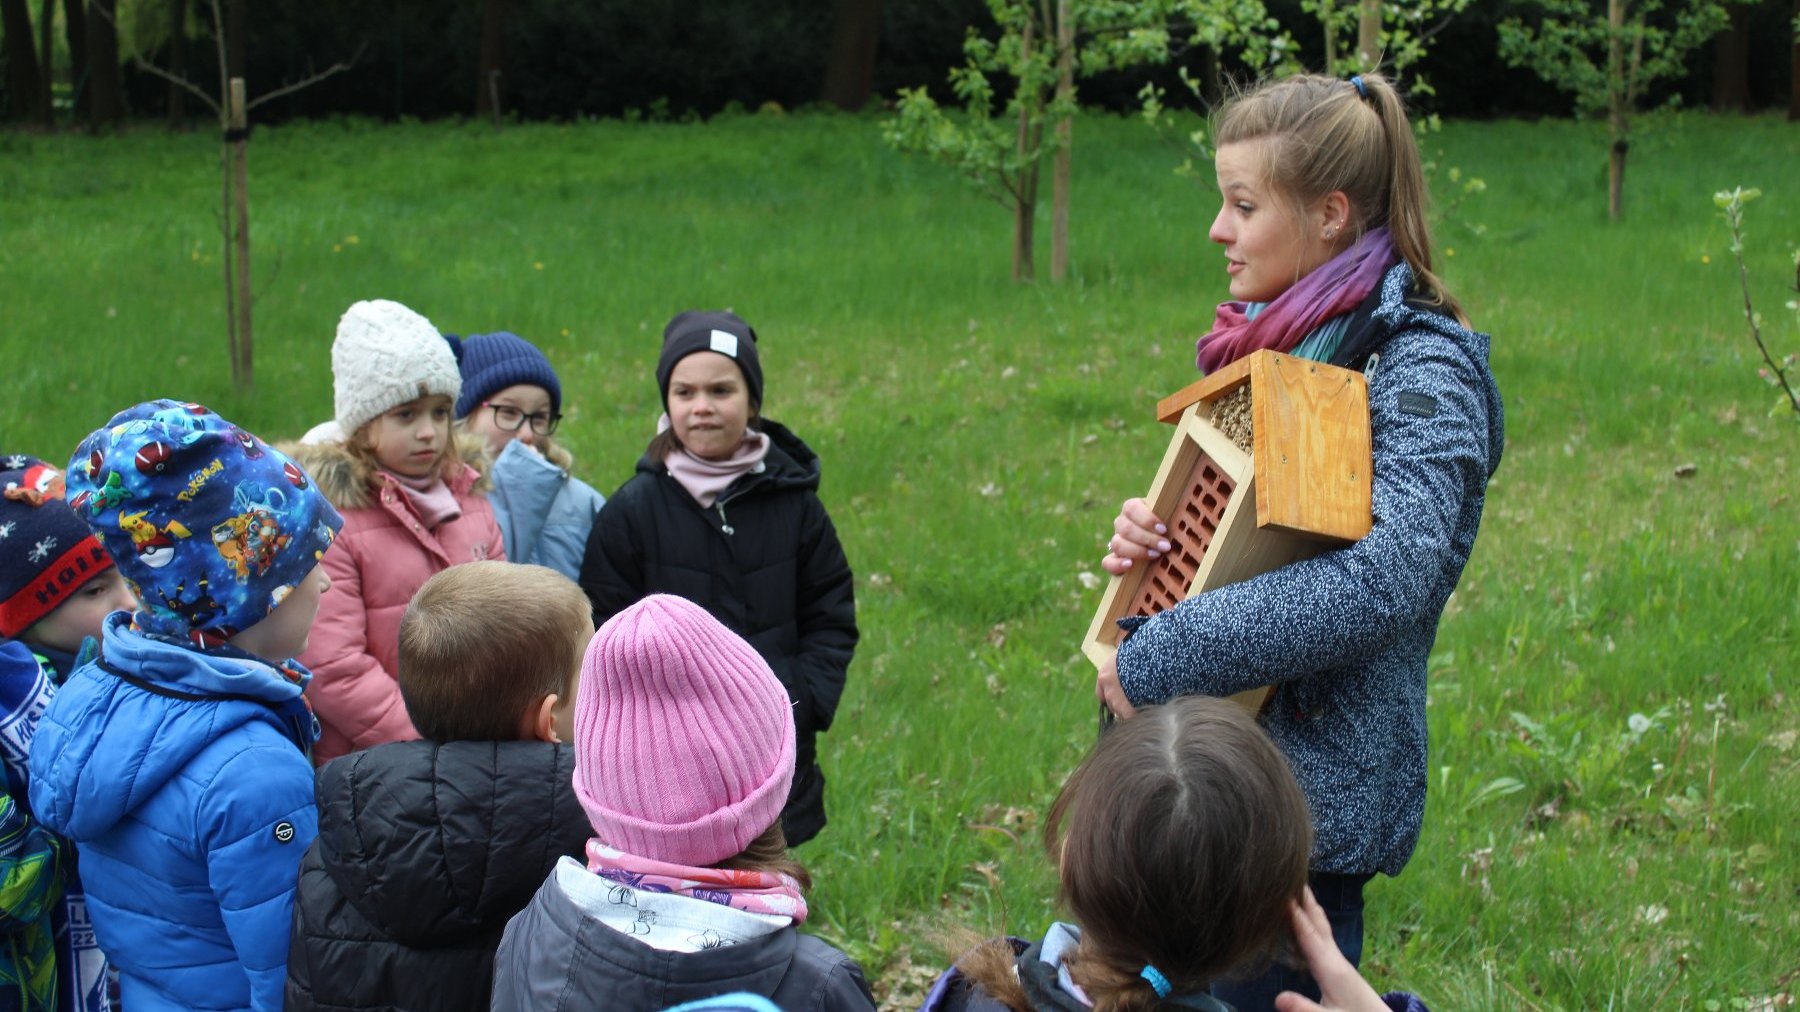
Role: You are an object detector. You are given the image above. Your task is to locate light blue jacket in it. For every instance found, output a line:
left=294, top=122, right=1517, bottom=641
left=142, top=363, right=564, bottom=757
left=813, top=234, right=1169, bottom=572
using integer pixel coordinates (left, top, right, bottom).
left=487, top=439, right=605, bottom=582
left=1116, top=263, right=1506, bottom=877
left=27, top=614, right=318, bottom=1012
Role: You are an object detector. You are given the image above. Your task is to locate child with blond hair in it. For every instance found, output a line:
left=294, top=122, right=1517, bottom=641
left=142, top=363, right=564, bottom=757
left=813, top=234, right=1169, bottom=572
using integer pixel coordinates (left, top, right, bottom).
left=289, top=299, right=505, bottom=764
left=285, top=561, right=593, bottom=1011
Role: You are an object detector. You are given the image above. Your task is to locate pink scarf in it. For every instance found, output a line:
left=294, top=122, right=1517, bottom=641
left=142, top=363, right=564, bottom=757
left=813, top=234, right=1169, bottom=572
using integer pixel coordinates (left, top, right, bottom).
left=382, top=469, right=462, bottom=529
left=659, top=415, right=771, bottom=508
left=585, top=838, right=809, bottom=923
left=1195, top=227, right=1398, bottom=374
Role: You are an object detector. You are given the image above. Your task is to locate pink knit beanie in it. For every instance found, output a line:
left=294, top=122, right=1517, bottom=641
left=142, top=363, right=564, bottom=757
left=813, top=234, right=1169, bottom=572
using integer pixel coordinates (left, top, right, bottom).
left=574, top=594, right=796, bottom=866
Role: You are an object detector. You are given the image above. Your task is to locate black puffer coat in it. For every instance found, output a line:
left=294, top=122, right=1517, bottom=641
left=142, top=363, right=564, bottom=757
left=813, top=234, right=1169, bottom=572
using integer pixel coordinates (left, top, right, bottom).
left=284, top=740, right=591, bottom=1012
left=578, top=420, right=857, bottom=847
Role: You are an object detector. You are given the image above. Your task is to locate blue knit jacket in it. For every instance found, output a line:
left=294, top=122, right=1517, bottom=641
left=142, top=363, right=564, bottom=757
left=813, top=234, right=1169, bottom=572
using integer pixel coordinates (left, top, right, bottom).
left=1115, top=263, right=1505, bottom=877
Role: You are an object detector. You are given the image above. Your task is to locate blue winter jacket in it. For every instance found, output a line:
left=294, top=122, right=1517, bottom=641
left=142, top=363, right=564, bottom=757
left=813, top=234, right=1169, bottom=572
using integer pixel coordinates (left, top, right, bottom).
left=1115, top=263, right=1505, bottom=877
left=486, top=438, right=605, bottom=582
left=27, top=613, right=319, bottom=1012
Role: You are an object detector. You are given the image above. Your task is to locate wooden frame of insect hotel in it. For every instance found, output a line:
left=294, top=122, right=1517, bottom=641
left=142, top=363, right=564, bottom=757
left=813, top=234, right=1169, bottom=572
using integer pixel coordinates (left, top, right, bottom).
left=1082, top=349, right=1375, bottom=711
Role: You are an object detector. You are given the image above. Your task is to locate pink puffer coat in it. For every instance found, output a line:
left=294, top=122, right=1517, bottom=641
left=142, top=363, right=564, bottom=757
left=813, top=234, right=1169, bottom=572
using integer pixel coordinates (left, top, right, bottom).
left=285, top=436, right=503, bottom=764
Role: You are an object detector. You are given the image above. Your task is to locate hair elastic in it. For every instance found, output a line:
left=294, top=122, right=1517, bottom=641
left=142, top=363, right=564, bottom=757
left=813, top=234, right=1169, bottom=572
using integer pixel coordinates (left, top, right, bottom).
left=1349, top=74, right=1370, bottom=100
left=1140, top=965, right=1173, bottom=998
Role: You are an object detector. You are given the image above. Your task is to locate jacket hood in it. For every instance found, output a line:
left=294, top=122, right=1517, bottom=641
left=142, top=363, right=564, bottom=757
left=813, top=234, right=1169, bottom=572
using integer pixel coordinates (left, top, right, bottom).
left=314, top=739, right=589, bottom=947
left=29, top=612, right=309, bottom=841
left=282, top=432, right=493, bottom=512
left=634, top=418, right=821, bottom=494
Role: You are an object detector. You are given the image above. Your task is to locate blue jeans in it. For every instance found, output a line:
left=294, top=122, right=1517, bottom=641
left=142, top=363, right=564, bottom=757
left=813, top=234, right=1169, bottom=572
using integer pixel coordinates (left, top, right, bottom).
left=1211, top=871, right=1374, bottom=1012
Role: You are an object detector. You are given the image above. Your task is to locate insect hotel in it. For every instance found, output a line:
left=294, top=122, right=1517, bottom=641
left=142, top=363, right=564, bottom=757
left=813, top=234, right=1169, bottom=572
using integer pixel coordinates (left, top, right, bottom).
left=1082, top=349, right=1375, bottom=712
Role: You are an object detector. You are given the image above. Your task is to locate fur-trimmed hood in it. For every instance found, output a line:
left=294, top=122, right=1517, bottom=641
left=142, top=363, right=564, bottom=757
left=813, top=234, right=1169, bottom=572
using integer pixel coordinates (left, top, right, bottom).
left=282, top=433, right=492, bottom=512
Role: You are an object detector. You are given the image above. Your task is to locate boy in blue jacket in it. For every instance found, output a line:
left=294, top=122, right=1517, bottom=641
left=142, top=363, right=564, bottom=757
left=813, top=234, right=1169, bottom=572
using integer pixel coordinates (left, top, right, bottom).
left=27, top=401, right=343, bottom=1012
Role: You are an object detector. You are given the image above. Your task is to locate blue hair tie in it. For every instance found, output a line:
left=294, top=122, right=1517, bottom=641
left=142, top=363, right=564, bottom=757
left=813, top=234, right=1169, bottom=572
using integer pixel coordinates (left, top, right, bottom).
left=1349, top=74, right=1369, bottom=100
left=1140, top=965, right=1173, bottom=998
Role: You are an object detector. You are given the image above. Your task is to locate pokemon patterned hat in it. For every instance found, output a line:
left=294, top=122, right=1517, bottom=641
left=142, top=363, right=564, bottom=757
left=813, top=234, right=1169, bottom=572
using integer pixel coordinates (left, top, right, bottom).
left=65, top=401, right=343, bottom=648
left=0, top=454, right=117, bottom=639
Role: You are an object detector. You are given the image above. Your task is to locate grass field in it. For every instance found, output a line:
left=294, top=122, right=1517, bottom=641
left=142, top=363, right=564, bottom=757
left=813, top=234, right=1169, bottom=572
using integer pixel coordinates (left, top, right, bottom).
left=2, top=108, right=1796, bottom=1010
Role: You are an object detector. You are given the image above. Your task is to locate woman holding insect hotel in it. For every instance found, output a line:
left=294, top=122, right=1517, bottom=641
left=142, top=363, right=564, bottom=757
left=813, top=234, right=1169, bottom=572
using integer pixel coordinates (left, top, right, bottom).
left=1095, top=73, right=1504, bottom=1009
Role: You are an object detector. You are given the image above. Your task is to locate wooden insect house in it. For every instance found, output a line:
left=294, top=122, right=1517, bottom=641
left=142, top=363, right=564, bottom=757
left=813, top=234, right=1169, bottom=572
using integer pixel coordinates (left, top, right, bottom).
left=1082, top=349, right=1374, bottom=712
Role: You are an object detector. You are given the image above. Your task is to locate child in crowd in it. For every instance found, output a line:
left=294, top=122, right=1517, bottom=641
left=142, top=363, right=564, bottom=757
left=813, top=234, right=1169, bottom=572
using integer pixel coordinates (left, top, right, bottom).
left=1097, top=72, right=1503, bottom=1008
left=491, top=594, right=875, bottom=1012
left=922, top=697, right=1426, bottom=1012
left=285, top=561, right=594, bottom=1011
left=0, top=454, right=130, bottom=1011
left=451, top=331, right=605, bottom=582
left=1, top=455, right=137, bottom=678
left=289, top=299, right=505, bottom=764
left=579, top=311, right=856, bottom=848
left=28, top=401, right=342, bottom=1012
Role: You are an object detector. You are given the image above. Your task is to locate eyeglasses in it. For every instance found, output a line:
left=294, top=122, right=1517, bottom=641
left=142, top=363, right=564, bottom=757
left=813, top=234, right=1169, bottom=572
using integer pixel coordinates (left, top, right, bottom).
left=481, top=402, right=562, bottom=437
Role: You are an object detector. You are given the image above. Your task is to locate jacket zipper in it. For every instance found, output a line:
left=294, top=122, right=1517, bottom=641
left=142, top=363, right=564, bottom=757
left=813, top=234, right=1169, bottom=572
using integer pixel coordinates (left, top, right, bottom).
left=716, top=499, right=734, bottom=536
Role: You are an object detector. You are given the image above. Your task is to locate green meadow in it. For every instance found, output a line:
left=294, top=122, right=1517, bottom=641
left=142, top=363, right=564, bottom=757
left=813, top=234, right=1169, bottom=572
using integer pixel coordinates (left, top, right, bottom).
left=2, top=109, right=1795, bottom=1009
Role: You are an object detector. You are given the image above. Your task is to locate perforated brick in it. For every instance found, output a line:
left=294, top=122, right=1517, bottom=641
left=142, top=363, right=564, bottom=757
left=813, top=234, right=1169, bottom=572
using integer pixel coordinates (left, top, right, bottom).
left=1126, top=451, right=1236, bottom=620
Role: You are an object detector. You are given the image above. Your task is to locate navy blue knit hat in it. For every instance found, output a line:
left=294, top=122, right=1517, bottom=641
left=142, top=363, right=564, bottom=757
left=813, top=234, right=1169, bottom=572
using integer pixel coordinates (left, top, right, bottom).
left=0, top=454, right=118, bottom=639
left=66, top=401, right=343, bottom=647
left=657, top=311, right=763, bottom=410
left=454, top=331, right=562, bottom=420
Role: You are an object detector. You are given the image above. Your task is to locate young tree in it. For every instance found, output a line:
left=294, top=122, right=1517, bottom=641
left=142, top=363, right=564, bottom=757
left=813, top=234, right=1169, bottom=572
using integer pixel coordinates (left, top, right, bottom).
left=1302, top=0, right=1473, bottom=77
left=1499, top=0, right=1730, bottom=219
left=884, top=0, right=1283, bottom=282
left=121, top=0, right=356, bottom=387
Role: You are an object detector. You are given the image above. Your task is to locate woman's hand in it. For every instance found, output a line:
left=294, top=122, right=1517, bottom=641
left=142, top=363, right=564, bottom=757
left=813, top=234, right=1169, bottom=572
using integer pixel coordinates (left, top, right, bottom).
left=1274, top=887, right=1390, bottom=1012
left=1100, top=497, right=1171, bottom=577
left=1094, top=652, right=1138, bottom=719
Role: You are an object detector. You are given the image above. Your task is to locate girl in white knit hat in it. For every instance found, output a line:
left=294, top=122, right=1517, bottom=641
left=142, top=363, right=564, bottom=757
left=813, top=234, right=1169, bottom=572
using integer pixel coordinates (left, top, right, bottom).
left=287, top=299, right=505, bottom=766
left=492, top=593, right=875, bottom=1012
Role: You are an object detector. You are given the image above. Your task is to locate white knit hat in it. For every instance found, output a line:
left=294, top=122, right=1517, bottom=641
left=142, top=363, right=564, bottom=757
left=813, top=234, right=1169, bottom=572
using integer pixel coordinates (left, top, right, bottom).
left=331, top=299, right=462, bottom=435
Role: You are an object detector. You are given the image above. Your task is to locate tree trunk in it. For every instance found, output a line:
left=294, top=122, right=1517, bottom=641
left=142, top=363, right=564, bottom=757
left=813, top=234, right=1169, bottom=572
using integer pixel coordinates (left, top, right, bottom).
left=37, top=0, right=53, bottom=125
left=1050, top=0, right=1072, bottom=282
left=1, top=0, right=42, bottom=121
left=1709, top=2, right=1749, bottom=111
left=225, top=0, right=246, bottom=81
left=1790, top=0, right=1799, bottom=120
left=1320, top=0, right=1337, bottom=74
left=62, top=0, right=85, bottom=119
left=1357, top=0, right=1381, bottom=71
left=226, top=77, right=253, bottom=387
left=1012, top=18, right=1036, bottom=283
left=475, top=0, right=508, bottom=122
left=85, top=0, right=123, bottom=130
left=1606, top=0, right=1624, bottom=219
left=167, top=0, right=189, bottom=125
left=820, top=0, right=880, bottom=111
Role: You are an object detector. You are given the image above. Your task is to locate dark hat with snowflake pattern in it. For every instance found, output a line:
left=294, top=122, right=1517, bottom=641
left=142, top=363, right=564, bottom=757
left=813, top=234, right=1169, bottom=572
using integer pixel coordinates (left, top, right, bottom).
left=0, top=453, right=119, bottom=640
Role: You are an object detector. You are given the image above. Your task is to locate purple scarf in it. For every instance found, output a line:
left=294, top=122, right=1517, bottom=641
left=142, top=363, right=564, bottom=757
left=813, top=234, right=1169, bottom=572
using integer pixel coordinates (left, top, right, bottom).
left=1195, top=227, right=1398, bottom=374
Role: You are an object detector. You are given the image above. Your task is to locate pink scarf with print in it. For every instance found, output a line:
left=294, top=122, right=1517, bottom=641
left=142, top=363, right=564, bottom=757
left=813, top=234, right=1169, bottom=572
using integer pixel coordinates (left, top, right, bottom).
left=585, top=839, right=809, bottom=922
left=1195, top=227, right=1397, bottom=374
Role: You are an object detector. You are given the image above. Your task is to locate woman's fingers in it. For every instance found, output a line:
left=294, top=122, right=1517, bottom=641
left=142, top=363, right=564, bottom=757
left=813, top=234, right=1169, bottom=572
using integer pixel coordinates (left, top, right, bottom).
left=1108, top=498, right=1171, bottom=561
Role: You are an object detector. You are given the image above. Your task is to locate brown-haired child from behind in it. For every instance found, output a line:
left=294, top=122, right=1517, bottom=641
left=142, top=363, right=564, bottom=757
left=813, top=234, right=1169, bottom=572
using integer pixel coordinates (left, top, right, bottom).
left=925, top=697, right=1431, bottom=1012
left=284, top=561, right=594, bottom=1012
